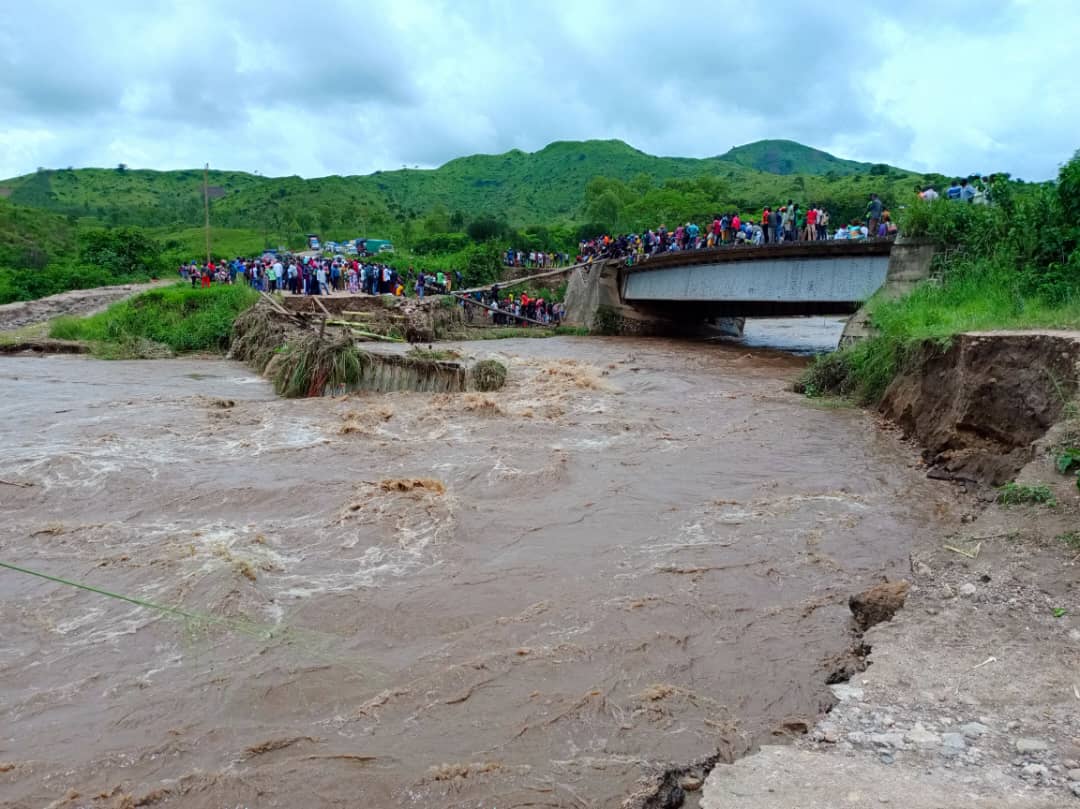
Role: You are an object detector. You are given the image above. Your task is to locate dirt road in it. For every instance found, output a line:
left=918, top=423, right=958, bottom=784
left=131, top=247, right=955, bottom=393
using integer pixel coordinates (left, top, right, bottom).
left=0, top=280, right=171, bottom=331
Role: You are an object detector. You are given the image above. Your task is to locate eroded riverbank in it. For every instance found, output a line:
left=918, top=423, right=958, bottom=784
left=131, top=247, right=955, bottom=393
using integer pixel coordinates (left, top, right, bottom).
left=0, top=337, right=958, bottom=807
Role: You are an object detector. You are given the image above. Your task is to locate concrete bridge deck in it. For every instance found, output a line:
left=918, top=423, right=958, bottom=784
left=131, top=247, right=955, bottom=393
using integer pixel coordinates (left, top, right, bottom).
left=622, top=239, right=894, bottom=316
left=562, top=237, right=935, bottom=335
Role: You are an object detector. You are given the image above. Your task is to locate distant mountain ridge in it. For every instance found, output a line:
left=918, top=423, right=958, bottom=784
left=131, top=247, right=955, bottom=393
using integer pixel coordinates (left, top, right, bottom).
left=0, top=138, right=917, bottom=232
left=717, top=139, right=876, bottom=176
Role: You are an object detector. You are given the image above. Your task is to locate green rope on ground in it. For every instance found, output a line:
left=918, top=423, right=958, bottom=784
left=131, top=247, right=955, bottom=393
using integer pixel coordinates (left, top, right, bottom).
left=0, top=559, right=274, bottom=640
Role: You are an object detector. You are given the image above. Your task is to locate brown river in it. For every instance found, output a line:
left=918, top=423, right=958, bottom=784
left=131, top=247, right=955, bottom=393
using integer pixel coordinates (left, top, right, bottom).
left=0, top=324, right=959, bottom=808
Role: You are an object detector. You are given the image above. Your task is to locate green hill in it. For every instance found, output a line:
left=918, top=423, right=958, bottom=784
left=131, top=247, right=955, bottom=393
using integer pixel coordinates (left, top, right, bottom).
left=0, top=139, right=913, bottom=234
left=718, top=139, right=876, bottom=176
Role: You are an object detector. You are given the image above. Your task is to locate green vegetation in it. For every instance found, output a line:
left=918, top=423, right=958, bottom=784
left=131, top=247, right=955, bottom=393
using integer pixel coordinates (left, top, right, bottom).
left=272, top=334, right=365, bottom=398
left=49, top=284, right=258, bottom=353
left=717, top=140, right=875, bottom=176
left=1, top=139, right=935, bottom=304
left=1056, top=447, right=1080, bottom=475
left=996, top=482, right=1057, bottom=507
left=1055, top=447, right=1080, bottom=492
left=0, top=201, right=171, bottom=303
left=802, top=156, right=1080, bottom=403
left=1058, top=531, right=1080, bottom=551
left=407, top=347, right=461, bottom=362
left=470, top=359, right=508, bottom=391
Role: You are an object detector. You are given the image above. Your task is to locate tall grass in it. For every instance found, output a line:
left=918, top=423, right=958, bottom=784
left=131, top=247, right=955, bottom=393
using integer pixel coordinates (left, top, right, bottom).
left=49, top=283, right=259, bottom=353
left=802, top=160, right=1080, bottom=403
left=272, top=334, right=366, bottom=397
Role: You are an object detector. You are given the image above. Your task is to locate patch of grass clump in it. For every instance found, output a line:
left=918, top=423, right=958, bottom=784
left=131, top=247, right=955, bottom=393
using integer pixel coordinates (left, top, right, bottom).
left=996, top=482, right=1057, bottom=507
left=272, top=334, right=367, bottom=398
left=1057, top=531, right=1080, bottom=551
left=230, top=304, right=291, bottom=372
left=407, top=347, right=461, bottom=362
left=48, top=283, right=258, bottom=353
left=89, top=337, right=174, bottom=360
left=471, top=325, right=587, bottom=340
left=1055, top=447, right=1080, bottom=475
left=470, top=359, right=507, bottom=392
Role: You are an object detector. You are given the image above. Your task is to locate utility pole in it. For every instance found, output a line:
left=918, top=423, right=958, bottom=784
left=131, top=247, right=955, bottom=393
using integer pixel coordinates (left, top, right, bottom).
left=203, top=163, right=211, bottom=264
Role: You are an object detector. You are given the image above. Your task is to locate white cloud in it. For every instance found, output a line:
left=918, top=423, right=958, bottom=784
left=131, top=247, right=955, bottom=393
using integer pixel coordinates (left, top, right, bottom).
left=0, top=0, right=1075, bottom=181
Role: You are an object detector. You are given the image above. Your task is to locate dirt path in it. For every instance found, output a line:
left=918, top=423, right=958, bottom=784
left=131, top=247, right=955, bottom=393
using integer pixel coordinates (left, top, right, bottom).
left=0, top=280, right=171, bottom=331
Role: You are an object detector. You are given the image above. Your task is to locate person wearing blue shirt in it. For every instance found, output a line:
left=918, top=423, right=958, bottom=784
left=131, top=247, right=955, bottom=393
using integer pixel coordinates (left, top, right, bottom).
left=946, top=180, right=963, bottom=200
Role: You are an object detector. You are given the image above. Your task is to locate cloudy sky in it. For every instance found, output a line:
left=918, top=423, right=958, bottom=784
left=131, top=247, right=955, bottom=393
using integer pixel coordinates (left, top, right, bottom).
left=1, top=0, right=1075, bottom=181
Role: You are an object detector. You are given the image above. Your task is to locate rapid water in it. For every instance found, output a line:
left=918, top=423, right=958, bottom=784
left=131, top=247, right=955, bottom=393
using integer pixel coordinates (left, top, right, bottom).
left=0, top=335, right=956, bottom=807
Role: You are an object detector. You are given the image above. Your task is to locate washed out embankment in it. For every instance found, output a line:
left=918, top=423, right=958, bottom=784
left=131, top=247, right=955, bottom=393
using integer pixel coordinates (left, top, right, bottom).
left=0, top=335, right=955, bottom=808
left=880, top=331, right=1080, bottom=485
left=230, top=299, right=506, bottom=395
left=700, top=330, right=1080, bottom=808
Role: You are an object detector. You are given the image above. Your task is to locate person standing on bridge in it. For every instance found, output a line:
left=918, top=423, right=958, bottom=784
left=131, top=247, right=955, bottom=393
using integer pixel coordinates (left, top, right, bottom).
left=866, top=194, right=883, bottom=238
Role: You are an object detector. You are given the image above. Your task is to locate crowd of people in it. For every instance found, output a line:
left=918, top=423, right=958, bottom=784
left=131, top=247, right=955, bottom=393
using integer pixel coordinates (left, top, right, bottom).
left=179, top=254, right=464, bottom=298
left=460, top=286, right=566, bottom=326
left=918, top=176, right=994, bottom=205
left=503, top=248, right=572, bottom=269
left=575, top=195, right=901, bottom=264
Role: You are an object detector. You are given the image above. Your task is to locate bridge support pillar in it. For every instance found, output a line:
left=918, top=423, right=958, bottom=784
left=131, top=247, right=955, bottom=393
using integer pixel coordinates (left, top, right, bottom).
left=563, top=260, right=744, bottom=337
left=840, top=236, right=937, bottom=345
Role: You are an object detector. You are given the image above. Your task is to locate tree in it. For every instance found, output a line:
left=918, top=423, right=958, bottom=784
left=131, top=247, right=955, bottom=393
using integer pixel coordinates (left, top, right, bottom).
left=78, top=227, right=166, bottom=279
left=116, top=163, right=128, bottom=173
left=1057, top=150, right=1080, bottom=228
left=466, top=216, right=505, bottom=242
left=585, top=190, right=621, bottom=230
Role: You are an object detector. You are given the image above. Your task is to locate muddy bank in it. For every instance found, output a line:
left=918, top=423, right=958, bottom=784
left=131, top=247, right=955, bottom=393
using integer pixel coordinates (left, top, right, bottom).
left=703, top=331, right=1080, bottom=808
left=881, top=331, right=1080, bottom=485
left=0, top=338, right=953, bottom=808
left=0, top=280, right=170, bottom=331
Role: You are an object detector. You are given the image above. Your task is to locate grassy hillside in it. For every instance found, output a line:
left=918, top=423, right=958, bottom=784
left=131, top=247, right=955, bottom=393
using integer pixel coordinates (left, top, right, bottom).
left=718, top=140, right=876, bottom=176
left=1, top=139, right=913, bottom=235
left=0, top=138, right=943, bottom=305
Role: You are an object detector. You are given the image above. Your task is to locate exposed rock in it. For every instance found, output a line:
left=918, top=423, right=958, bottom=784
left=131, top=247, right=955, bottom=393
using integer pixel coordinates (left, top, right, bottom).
left=678, top=774, right=703, bottom=792
left=849, top=580, right=911, bottom=631
left=1021, top=763, right=1048, bottom=779
left=870, top=732, right=905, bottom=749
left=958, top=582, right=978, bottom=597
left=1015, top=738, right=1050, bottom=754
left=830, top=683, right=864, bottom=702
left=1067, top=768, right=1080, bottom=781
left=941, top=732, right=967, bottom=750
left=961, top=722, right=989, bottom=739
left=905, top=724, right=940, bottom=748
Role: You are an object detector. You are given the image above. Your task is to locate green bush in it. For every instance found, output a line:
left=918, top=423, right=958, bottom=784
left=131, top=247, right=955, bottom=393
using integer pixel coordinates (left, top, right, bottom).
left=806, top=155, right=1080, bottom=404
left=411, top=232, right=470, bottom=255
left=273, top=334, right=365, bottom=397
left=997, top=482, right=1056, bottom=506
left=48, top=283, right=258, bottom=353
left=470, top=359, right=507, bottom=391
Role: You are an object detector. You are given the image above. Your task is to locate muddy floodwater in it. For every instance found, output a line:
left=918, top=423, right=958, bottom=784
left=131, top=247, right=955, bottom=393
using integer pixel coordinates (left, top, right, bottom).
left=0, top=333, right=957, bottom=808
